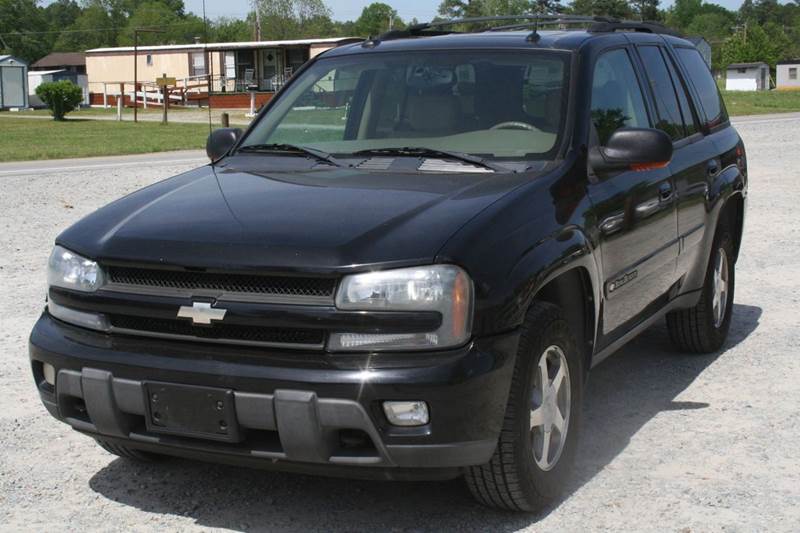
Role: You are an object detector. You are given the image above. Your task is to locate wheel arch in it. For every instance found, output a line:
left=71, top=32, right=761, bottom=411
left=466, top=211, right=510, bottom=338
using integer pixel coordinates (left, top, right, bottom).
left=506, top=227, right=602, bottom=374
left=721, top=192, right=745, bottom=262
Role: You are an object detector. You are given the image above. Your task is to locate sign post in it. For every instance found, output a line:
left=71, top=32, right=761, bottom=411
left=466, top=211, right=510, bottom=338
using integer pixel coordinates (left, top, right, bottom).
left=155, top=73, right=176, bottom=125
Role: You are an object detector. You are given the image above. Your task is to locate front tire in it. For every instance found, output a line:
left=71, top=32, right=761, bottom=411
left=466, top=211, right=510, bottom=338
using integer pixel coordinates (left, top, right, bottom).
left=464, top=302, right=583, bottom=512
left=667, top=225, right=735, bottom=353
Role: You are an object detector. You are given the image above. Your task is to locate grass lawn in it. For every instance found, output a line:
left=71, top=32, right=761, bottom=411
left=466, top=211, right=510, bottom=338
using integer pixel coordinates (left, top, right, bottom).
left=722, top=90, right=800, bottom=116
left=0, top=117, right=210, bottom=162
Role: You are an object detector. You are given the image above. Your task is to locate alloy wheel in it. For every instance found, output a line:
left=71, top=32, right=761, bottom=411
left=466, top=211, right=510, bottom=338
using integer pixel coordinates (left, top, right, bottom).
left=529, top=345, right=571, bottom=471
left=712, top=247, right=730, bottom=329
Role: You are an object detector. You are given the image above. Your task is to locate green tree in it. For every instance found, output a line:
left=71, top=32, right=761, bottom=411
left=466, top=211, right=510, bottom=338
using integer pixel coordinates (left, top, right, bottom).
left=665, top=0, right=702, bottom=28
left=631, top=0, right=661, bottom=21
left=44, top=0, right=81, bottom=31
left=438, top=0, right=487, bottom=19
left=36, top=79, right=84, bottom=120
left=567, top=0, right=633, bottom=18
left=721, top=22, right=788, bottom=69
left=0, top=0, right=50, bottom=62
left=116, top=1, right=205, bottom=46
left=53, top=3, right=116, bottom=52
left=255, top=0, right=332, bottom=40
left=355, top=3, right=404, bottom=36
left=211, top=16, right=252, bottom=42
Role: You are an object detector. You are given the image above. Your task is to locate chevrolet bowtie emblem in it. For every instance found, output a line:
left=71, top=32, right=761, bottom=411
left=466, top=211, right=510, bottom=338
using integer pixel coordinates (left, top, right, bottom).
left=177, top=302, right=227, bottom=325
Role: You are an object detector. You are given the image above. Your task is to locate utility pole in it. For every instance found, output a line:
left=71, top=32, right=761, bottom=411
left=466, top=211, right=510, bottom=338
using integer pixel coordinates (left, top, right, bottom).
left=253, top=0, right=262, bottom=41
left=133, top=28, right=163, bottom=123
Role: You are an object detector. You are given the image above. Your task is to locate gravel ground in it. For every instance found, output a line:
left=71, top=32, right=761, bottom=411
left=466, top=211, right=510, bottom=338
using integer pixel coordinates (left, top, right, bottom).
left=1, top=116, right=798, bottom=532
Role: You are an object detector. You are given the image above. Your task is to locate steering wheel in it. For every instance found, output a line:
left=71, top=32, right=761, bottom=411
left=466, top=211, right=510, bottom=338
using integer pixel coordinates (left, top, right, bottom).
left=490, top=121, right=538, bottom=131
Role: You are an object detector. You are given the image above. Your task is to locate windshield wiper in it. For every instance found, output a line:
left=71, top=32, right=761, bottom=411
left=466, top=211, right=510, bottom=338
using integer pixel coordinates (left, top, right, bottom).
left=238, top=143, right=343, bottom=167
left=352, top=147, right=512, bottom=173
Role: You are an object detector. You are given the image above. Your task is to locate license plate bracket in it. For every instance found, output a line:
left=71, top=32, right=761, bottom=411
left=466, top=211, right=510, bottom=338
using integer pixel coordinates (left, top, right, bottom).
left=144, top=382, right=241, bottom=443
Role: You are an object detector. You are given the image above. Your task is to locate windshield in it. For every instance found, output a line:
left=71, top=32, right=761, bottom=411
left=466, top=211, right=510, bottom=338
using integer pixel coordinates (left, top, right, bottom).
left=241, top=50, right=570, bottom=161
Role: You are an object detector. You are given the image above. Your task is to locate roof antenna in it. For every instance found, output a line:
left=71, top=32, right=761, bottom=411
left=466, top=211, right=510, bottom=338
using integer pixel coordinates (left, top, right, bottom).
left=527, top=13, right=541, bottom=43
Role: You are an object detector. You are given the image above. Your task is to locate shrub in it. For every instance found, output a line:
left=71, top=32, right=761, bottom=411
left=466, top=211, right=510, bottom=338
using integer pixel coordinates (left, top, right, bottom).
left=35, top=80, right=84, bottom=121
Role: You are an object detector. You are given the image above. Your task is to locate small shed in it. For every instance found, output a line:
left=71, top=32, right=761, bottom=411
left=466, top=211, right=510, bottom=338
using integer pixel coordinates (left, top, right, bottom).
left=776, top=60, right=800, bottom=90
left=0, top=55, right=29, bottom=109
left=687, top=36, right=712, bottom=68
left=725, top=62, right=770, bottom=91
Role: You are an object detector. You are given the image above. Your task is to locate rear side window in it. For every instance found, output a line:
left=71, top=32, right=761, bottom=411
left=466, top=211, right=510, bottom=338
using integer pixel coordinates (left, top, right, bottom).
left=591, top=49, right=650, bottom=145
left=663, top=52, right=698, bottom=137
left=676, top=47, right=728, bottom=128
left=638, top=46, right=686, bottom=141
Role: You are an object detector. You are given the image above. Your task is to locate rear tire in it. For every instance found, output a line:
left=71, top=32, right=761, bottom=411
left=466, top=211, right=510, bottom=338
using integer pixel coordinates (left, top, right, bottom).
left=95, top=439, right=163, bottom=462
left=464, top=302, right=583, bottom=512
left=667, top=224, right=735, bottom=353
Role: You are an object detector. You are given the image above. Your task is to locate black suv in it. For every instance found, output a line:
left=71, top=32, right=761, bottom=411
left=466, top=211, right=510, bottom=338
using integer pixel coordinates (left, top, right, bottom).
left=30, top=16, right=747, bottom=512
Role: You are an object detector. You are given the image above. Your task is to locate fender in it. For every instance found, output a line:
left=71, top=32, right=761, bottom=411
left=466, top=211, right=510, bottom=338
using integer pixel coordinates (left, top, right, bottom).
left=505, top=226, right=602, bottom=362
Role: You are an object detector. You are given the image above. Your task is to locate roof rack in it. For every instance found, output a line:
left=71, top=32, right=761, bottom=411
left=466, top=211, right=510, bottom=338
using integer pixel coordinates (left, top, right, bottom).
left=368, top=14, right=682, bottom=45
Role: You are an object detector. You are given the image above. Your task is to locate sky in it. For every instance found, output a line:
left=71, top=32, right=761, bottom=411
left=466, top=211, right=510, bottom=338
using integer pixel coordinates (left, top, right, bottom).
left=183, top=0, right=750, bottom=22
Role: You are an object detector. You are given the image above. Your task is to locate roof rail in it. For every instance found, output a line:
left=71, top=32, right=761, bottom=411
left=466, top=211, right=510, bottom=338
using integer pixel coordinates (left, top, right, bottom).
left=370, top=14, right=682, bottom=43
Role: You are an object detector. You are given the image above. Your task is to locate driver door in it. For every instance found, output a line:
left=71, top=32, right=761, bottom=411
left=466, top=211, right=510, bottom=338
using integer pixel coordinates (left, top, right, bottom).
left=586, top=48, right=679, bottom=337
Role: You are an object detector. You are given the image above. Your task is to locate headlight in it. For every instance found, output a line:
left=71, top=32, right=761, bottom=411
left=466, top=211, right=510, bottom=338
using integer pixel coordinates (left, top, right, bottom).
left=47, top=245, right=105, bottom=292
left=329, top=265, right=473, bottom=352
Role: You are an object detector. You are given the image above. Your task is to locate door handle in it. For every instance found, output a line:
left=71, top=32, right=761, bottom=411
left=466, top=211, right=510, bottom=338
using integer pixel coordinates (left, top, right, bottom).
left=707, top=159, right=720, bottom=176
left=659, top=183, right=674, bottom=202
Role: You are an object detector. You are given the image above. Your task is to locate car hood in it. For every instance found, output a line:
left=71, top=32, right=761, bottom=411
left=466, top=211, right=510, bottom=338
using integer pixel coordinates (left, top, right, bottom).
left=58, top=159, right=536, bottom=272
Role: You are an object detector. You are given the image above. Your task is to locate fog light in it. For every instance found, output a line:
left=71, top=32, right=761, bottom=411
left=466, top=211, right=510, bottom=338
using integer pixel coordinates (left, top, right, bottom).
left=383, top=401, right=429, bottom=427
left=43, top=363, right=56, bottom=387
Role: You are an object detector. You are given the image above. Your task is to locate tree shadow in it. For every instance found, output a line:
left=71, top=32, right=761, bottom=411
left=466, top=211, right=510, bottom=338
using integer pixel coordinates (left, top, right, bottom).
left=88, top=304, right=762, bottom=531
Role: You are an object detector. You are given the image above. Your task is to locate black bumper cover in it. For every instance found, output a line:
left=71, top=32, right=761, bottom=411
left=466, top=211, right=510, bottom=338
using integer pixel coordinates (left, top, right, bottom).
left=29, top=314, right=519, bottom=480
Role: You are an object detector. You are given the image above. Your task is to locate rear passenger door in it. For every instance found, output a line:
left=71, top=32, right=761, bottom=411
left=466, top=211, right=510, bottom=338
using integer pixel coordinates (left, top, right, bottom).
left=671, top=46, right=733, bottom=286
left=586, top=47, right=679, bottom=336
left=633, top=44, right=711, bottom=284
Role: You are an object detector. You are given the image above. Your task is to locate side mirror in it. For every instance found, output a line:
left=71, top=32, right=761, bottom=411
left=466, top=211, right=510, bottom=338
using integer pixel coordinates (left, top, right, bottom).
left=206, top=128, right=243, bottom=162
left=589, top=128, right=673, bottom=174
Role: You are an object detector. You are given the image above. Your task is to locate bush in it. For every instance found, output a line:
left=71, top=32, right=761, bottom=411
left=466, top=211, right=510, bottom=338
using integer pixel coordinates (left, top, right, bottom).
left=35, top=80, right=84, bottom=121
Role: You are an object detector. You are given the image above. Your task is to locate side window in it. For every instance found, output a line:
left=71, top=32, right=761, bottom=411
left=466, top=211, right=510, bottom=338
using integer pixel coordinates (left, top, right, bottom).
left=591, top=49, right=650, bottom=145
left=637, top=46, right=686, bottom=141
left=663, top=52, right=698, bottom=137
left=676, top=47, right=728, bottom=128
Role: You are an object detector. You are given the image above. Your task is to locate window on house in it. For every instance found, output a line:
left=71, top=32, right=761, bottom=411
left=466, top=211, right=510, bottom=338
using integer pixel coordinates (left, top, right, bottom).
left=146, top=54, right=153, bottom=67
left=790, top=68, right=798, bottom=80
left=737, top=68, right=746, bottom=74
left=189, top=51, right=207, bottom=77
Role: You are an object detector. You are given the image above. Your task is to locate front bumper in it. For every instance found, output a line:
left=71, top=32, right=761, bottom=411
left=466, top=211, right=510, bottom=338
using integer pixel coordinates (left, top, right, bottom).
left=30, top=313, right=519, bottom=480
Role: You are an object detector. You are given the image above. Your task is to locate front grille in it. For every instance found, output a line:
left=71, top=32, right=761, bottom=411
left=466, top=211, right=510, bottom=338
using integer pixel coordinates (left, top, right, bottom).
left=107, top=266, right=336, bottom=302
left=109, top=315, right=325, bottom=348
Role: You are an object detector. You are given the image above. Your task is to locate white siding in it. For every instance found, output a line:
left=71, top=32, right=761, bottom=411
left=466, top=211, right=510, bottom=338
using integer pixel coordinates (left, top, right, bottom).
left=777, top=64, right=800, bottom=90
left=725, top=66, right=768, bottom=91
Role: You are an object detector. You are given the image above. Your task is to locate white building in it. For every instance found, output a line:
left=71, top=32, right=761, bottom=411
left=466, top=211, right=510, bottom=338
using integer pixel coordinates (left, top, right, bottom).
left=725, top=62, right=770, bottom=91
left=776, top=60, right=800, bottom=90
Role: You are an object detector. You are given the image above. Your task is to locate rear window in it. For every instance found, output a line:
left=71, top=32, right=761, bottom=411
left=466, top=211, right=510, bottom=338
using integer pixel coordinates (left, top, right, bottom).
left=675, top=47, right=728, bottom=128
